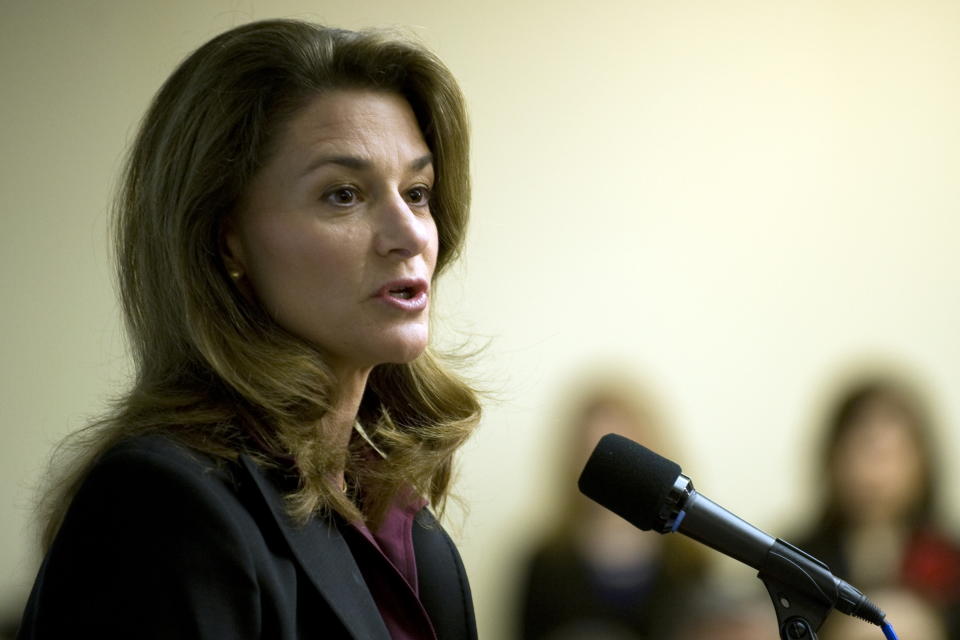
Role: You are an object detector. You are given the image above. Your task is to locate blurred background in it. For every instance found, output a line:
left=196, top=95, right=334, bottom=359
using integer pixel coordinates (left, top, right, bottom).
left=2, top=1, right=959, bottom=638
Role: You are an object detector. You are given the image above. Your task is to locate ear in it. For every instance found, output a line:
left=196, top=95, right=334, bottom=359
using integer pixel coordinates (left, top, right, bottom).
left=220, top=215, right=247, bottom=280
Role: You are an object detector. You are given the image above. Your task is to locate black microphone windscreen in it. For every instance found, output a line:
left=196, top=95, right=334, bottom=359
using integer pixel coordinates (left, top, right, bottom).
left=577, top=433, right=682, bottom=531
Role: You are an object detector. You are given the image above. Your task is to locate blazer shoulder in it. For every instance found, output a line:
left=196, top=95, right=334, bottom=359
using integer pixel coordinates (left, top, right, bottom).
left=45, top=432, right=274, bottom=583
left=59, top=433, right=257, bottom=550
left=97, top=433, right=234, bottom=481
left=22, top=435, right=268, bottom=638
left=79, top=433, right=254, bottom=514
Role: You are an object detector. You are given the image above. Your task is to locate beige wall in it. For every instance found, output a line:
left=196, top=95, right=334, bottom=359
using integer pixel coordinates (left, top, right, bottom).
left=3, top=1, right=960, bottom=637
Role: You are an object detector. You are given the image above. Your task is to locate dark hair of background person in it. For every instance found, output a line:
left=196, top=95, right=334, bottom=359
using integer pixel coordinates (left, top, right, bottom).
left=36, top=18, right=481, bottom=551
left=814, top=376, right=938, bottom=532
left=797, top=372, right=960, bottom=640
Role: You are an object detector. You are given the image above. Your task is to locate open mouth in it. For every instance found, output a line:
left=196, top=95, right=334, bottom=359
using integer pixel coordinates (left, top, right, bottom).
left=377, top=279, right=429, bottom=308
left=389, top=287, right=415, bottom=300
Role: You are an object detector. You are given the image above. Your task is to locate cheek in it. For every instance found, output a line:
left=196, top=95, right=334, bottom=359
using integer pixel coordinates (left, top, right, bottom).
left=425, top=217, right=440, bottom=275
left=248, top=228, right=307, bottom=290
left=241, top=219, right=362, bottom=310
left=885, top=445, right=925, bottom=503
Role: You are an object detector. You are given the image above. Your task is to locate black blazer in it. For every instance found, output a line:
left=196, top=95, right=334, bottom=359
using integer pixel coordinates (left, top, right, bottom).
left=18, top=435, right=477, bottom=639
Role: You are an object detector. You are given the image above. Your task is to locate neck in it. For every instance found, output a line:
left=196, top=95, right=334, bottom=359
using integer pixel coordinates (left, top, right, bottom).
left=323, top=366, right=372, bottom=487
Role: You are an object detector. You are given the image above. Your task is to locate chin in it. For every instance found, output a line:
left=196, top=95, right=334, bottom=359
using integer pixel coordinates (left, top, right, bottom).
left=385, top=342, right=429, bottom=365
left=373, top=327, right=430, bottom=365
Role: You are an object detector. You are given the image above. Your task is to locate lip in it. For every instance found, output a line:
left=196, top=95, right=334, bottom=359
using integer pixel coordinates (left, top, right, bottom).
left=374, top=277, right=430, bottom=312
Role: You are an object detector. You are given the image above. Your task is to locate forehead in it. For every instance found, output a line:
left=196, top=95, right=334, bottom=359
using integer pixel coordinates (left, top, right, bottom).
left=273, top=89, right=430, bottom=160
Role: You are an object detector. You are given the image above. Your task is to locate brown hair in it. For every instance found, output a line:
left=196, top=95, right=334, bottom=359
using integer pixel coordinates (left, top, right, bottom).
left=552, top=371, right=671, bottom=533
left=544, top=369, right=706, bottom=578
left=816, top=376, right=938, bottom=529
left=40, top=19, right=480, bottom=548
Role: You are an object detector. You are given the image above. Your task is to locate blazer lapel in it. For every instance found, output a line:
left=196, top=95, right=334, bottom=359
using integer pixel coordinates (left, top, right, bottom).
left=238, top=455, right=391, bottom=640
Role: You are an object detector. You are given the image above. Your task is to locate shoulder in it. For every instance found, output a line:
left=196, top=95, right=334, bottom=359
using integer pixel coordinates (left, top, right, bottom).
left=52, top=432, right=257, bottom=550
left=907, top=525, right=960, bottom=569
left=21, top=435, right=276, bottom=637
left=904, top=525, right=960, bottom=601
left=80, top=433, right=251, bottom=510
left=93, top=432, right=234, bottom=483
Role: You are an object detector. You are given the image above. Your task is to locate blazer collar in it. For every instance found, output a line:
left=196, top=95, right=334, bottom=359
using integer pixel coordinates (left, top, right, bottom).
left=238, top=454, right=391, bottom=640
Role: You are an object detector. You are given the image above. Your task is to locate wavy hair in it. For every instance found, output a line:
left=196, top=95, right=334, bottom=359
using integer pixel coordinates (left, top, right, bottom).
left=40, top=19, right=480, bottom=548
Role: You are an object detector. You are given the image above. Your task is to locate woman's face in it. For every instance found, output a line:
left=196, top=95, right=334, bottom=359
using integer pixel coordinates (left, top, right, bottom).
left=224, top=89, right=439, bottom=379
left=832, top=399, right=925, bottom=526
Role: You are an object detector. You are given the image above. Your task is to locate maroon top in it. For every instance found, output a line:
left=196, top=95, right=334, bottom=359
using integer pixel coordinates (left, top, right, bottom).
left=343, top=492, right=437, bottom=640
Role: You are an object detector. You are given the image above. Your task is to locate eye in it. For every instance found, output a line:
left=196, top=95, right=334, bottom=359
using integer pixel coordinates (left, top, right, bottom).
left=323, top=186, right=361, bottom=207
left=405, top=186, right=432, bottom=207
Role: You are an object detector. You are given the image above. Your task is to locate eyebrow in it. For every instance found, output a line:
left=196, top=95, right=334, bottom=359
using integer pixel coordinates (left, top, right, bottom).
left=302, top=153, right=434, bottom=176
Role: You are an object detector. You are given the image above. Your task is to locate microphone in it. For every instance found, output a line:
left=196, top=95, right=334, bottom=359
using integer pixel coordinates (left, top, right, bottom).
left=578, top=433, right=887, bottom=629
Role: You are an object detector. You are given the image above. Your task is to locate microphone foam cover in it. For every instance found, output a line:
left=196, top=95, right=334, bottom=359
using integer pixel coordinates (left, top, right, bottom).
left=578, top=433, right=682, bottom=531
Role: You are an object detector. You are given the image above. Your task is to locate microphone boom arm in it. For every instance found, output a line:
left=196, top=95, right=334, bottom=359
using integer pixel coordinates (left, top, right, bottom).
left=659, top=475, right=878, bottom=639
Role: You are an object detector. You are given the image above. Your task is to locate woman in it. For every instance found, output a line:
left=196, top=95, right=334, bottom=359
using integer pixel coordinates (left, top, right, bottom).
left=795, top=376, right=960, bottom=639
left=516, top=374, right=706, bottom=640
left=18, top=19, right=480, bottom=640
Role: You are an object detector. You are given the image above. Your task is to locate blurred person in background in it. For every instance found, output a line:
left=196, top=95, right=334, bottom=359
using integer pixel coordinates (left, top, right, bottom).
left=515, top=373, right=707, bottom=640
left=794, top=374, right=960, bottom=639
left=669, top=589, right=773, bottom=640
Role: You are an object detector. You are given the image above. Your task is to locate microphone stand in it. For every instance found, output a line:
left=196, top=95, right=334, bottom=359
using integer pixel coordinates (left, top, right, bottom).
left=757, top=540, right=837, bottom=640
left=759, top=573, right=826, bottom=639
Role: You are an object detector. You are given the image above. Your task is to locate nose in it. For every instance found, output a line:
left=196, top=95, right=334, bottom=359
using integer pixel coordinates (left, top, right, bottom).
left=374, top=193, right=433, bottom=259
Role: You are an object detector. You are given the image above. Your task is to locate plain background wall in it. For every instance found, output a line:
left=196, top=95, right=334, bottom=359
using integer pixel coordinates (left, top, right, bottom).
left=2, top=1, right=959, bottom=637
